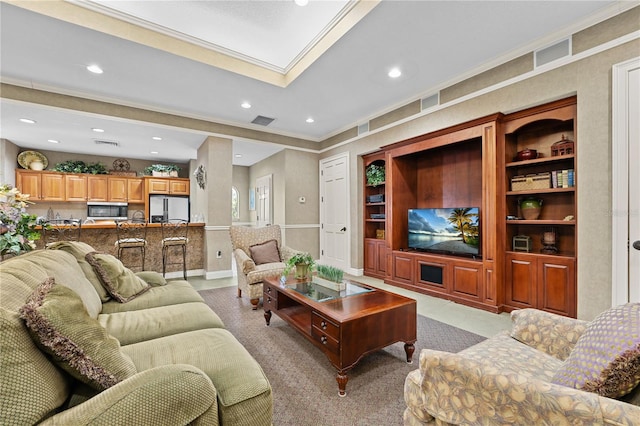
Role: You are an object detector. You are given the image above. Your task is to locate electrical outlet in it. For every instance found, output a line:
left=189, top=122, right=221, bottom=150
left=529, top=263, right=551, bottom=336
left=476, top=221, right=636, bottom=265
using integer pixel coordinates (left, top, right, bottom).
left=216, top=250, right=222, bottom=258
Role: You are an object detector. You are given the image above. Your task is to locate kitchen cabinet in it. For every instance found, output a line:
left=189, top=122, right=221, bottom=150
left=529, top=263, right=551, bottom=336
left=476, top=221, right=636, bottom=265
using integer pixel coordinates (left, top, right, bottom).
left=146, top=177, right=190, bottom=195
left=16, top=170, right=65, bottom=201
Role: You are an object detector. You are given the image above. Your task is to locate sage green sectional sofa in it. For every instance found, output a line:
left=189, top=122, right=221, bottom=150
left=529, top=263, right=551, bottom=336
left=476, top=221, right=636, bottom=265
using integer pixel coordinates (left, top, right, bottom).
left=0, top=242, right=272, bottom=425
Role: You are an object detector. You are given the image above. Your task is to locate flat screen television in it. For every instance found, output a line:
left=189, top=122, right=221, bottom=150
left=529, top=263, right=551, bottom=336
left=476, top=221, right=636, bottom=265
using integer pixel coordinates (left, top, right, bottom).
left=408, top=207, right=480, bottom=258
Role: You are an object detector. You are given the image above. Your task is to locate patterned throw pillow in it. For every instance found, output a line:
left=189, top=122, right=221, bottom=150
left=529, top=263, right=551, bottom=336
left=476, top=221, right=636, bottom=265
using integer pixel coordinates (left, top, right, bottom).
left=85, top=252, right=150, bottom=303
left=552, top=303, right=640, bottom=398
left=18, top=277, right=137, bottom=391
left=249, top=239, right=281, bottom=265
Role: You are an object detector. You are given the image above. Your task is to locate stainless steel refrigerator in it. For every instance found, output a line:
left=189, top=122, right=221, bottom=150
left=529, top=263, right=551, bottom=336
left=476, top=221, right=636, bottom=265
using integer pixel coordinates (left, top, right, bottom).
left=149, top=195, right=190, bottom=223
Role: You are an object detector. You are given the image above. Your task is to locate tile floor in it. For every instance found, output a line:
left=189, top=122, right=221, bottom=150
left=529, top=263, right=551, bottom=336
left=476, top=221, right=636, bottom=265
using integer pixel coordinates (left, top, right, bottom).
left=187, top=274, right=512, bottom=338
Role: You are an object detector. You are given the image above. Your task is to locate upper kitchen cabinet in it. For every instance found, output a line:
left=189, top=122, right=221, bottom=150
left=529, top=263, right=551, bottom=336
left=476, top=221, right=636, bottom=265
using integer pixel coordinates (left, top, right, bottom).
left=16, top=170, right=65, bottom=201
left=146, top=177, right=190, bottom=195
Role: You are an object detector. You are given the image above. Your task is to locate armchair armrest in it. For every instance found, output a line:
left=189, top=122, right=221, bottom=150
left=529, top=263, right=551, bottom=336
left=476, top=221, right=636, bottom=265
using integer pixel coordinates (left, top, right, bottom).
left=418, top=349, right=640, bottom=425
left=510, top=308, right=588, bottom=361
left=41, top=365, right=218, bottom=426
left=234, top=248, right=256, bottom=274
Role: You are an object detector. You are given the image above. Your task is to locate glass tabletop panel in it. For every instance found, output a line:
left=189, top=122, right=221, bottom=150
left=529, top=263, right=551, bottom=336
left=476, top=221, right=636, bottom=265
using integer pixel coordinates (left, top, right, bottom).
left=283, top=277, right=373, bottom=302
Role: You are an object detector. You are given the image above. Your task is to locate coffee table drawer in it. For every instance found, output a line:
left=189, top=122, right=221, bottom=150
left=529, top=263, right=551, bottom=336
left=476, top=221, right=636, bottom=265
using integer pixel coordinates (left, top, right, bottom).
left=311, top=312, right=339, bottom=340
left=263, top=285, right=278, bottom=310
left=311, top=327, right=340, bottom=354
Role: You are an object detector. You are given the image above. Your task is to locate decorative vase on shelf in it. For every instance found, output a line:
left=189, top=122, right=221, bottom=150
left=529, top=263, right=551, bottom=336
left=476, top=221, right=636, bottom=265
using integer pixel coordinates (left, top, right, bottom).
left=520, top=197, right=542, bottom=220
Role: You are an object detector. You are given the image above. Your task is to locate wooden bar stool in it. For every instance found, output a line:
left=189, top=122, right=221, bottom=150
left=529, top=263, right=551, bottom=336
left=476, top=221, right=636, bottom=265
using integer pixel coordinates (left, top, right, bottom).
left=115, top=220, right=148, bottom=271
left=161, top=219, right=188, bottom=279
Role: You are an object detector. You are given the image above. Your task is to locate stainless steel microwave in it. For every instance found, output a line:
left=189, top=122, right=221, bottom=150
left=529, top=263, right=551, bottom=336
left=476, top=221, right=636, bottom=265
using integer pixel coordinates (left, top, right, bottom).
left=87, top=202, right=128, bottom=220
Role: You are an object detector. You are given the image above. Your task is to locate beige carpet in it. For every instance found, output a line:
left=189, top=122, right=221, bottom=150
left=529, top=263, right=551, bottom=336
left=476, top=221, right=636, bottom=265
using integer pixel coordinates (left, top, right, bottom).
left=199, top=286, right=486, bottom=426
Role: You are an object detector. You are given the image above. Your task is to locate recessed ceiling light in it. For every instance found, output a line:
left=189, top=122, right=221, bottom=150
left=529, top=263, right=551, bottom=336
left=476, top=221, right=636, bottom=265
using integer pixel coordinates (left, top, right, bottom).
left=86, top=64, right=103, bottom=74
left=152, top=136, right=162, bottom=140
left=295, top=0, right=309, bottom=6
left=241, top=102, right=252, bottom=109
left=92, top=128, right=105, bottom=133
left=150, top=151, right=159, bottom=154
left=235, top=154, right=242, bottom=158
left=306, top=117, right=315, bottom=123
left=47, top=139, right=60, bottom=144
left=19, top=118, right=36, bottom=124
left=388, top=67, right=402, bottom=78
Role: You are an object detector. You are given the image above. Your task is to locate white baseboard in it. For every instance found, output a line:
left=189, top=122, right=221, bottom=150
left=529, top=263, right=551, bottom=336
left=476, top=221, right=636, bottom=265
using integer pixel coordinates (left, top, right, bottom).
left=205, top=269, right=234, bottom=280
left=163, top=269, right=205, bottom=279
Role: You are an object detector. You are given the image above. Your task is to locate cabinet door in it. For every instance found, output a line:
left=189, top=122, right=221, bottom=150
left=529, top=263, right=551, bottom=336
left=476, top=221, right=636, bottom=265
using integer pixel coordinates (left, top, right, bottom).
left=65, top=174, right=87, bottom=201
left=376, top=242, right=387, bottom=275
left=16, top=170, right=42, bottom=200
left=127, top=178, right=144, bottom=203
left=364, top=239, right=378, bottom=273
left=41, top=173, right=65, bottom=201
left=392, top=252, right=414, bottom=285
left=505, top=253, right=536, bottom=309
left=537, top=256, right=576, bottom=317
left=108, top=177, right=128, bottom=202
left=86, top=176, right=108, bottom=201
left=169, top=179, right=189, bottom=195
left=148, top=178, right=170, bottom=194
left=451, top=260, right=483, bottom=301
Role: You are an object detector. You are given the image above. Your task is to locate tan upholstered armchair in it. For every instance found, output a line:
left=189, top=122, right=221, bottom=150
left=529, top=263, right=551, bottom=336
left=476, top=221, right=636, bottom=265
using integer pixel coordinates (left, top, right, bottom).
left=229, top=225, right=300, bottom=310
left=404, top=307, right=640, bottom=425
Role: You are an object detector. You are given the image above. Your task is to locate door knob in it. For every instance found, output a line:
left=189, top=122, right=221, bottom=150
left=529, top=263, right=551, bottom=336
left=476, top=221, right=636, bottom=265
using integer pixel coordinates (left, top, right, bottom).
left=340, top=227, right=346, bottom=232
left=633, top=240, right=640, bottom=251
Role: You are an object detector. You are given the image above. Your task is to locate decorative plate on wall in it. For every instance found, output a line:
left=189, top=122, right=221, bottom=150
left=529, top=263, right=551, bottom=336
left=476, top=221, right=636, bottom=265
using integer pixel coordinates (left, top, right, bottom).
left=17, top=151, right=48, bottom=169
left=194, top=164, right=206, bottom=189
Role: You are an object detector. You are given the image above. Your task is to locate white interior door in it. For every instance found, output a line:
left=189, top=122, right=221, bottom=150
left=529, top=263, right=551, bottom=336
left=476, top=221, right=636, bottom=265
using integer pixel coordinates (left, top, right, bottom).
left=256, top=174, right=272, bottom=228
left=320, top=153, right=349, bottom=270
left=612, top=57, right=640, bottom=305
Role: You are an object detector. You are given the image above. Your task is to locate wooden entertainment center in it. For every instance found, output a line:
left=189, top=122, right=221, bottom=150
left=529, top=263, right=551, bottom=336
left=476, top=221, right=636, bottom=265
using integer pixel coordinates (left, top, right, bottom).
left=363, top=96, right=577, bottom=317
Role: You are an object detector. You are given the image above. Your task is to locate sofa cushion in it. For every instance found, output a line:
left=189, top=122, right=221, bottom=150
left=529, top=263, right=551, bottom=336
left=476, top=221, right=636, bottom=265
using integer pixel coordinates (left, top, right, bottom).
left=122, top=328, right=272, bottom=425
left=0, top=307, right=71, bottom=426
left=246, top=262, right=286, bottom=285
left=85, top=252, right=150, bottom=303
left=18, top=277, right=137, bottom=391
left=250, top=239, right=281, bottom=265
left=47, top=241, right=111, bottom=302
left=0, top=250, right=102, bottom=319
left=101, top=280, right=205, bottom=314
left=552, top=303, right=640, bottom=398
left=99, top=302, right=225, bottom=345
left=135, top=271, right=167, bottom=286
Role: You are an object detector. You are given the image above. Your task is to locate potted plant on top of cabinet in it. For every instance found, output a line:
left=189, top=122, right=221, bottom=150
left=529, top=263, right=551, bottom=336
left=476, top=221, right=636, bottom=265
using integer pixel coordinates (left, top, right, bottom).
left=144, top=164, right=181, bottom=177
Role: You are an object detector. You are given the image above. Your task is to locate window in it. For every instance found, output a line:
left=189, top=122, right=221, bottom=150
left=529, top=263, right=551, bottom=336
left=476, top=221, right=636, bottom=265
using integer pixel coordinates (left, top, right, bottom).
left=231, top=186, right=240, bottom=221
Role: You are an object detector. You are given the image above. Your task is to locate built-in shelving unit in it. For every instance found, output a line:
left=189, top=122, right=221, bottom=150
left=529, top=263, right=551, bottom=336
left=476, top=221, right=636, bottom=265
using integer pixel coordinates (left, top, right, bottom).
left=363, top=152, right=387, bottom=279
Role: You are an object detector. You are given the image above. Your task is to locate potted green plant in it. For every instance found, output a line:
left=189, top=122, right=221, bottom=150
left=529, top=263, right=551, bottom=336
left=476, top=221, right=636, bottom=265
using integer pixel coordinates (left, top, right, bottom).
left=0, top=184, right=42, bottom=259
left=316, top=264, right=344, bottom=283
left=283, top=252, right=315, bottom=280
left=366, top=163, right=385, bottom=186
left=144, top=164, right=181, bottom=177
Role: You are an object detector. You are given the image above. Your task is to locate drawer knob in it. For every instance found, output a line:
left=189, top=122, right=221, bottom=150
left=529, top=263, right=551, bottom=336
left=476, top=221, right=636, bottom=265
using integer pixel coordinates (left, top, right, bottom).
left=267, top=297, right=271, bottom=303
left=266, top=287, right=271, bottom=293
left=321, top=321, right=327, bottom=329
left=321, top=336, right=327, bottom=345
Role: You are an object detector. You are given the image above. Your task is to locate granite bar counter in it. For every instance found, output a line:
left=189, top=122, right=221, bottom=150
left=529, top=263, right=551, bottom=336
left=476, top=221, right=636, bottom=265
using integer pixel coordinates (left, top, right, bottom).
left=35, top=221, right=205, bottom=276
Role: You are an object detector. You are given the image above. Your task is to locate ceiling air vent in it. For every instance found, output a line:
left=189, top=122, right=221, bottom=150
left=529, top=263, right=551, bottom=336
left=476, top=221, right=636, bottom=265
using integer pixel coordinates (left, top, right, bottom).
left=94, top=139, right=119, bottom=147
left=251, top=115, right=275, bottom=126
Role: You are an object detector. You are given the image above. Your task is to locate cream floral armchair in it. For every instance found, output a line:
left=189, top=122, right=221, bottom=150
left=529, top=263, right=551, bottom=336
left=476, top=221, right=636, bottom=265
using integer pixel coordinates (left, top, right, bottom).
left=404, top=306, right=640, bottom=425
left=229, top=225, right=300, bottom=310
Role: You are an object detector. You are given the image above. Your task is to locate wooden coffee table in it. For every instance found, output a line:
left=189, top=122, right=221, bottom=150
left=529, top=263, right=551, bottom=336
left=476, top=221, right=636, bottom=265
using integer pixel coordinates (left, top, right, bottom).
left=263, top=275, right=417, bottom=396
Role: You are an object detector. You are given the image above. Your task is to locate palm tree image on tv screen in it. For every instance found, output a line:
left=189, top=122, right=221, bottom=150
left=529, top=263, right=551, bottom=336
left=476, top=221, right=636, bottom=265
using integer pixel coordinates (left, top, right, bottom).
left=407, top=207, right=480, bottom=257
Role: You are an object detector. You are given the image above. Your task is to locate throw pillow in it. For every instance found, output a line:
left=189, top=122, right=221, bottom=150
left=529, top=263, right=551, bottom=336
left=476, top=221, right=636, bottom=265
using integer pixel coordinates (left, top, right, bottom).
left=85, top=252, right=150, bottom=303
left=135, top=271, right=167, bottom=286
left=552, top=303, right=640, bottom=398
left=18, top=277, right=137, bottom=391
left=249, top=239, right=281, bottom=265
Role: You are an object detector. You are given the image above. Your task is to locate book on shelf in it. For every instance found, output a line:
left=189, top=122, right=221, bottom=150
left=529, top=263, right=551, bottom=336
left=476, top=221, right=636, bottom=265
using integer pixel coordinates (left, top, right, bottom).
left=562, top=169, right=569, bottom=188
left=550, top=169, right=574, bottom=188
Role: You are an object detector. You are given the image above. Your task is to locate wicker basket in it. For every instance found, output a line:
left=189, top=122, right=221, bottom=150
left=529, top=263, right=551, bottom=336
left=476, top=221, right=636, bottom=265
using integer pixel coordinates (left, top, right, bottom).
left=511, top=173, right=551, bottom=191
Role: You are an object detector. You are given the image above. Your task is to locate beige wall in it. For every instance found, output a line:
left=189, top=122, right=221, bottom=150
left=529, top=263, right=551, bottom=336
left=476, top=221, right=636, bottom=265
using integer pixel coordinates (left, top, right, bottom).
left=321, top=38, right=640, bottom=321
left=0, top=139, right=19, bottom=186
left=232, top=165, right=250, bottom=223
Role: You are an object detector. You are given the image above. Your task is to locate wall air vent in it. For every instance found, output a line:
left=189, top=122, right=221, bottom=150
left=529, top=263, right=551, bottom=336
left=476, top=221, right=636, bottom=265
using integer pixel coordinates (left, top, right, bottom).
left=535, top=38, right=571, bottom=68
left=358, top=122, right=369, bottom=135
left=94, top=139, right=119, bottom=147
left=251, top=115, right=275, bottom=126
left=421, top=93, right=439, bottom=111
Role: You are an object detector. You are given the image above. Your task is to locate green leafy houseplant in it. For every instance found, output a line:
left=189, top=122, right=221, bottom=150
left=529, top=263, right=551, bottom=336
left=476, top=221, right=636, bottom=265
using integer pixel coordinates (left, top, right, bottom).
left=283, top=252, right=315, bottom=279
left=0, top=184, right=42, bottom=258
left=53, top=160, right=107, bottom=174
left=144, top=164, right=181, bottom=176
left=366, top=163, right=385, bottom=186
